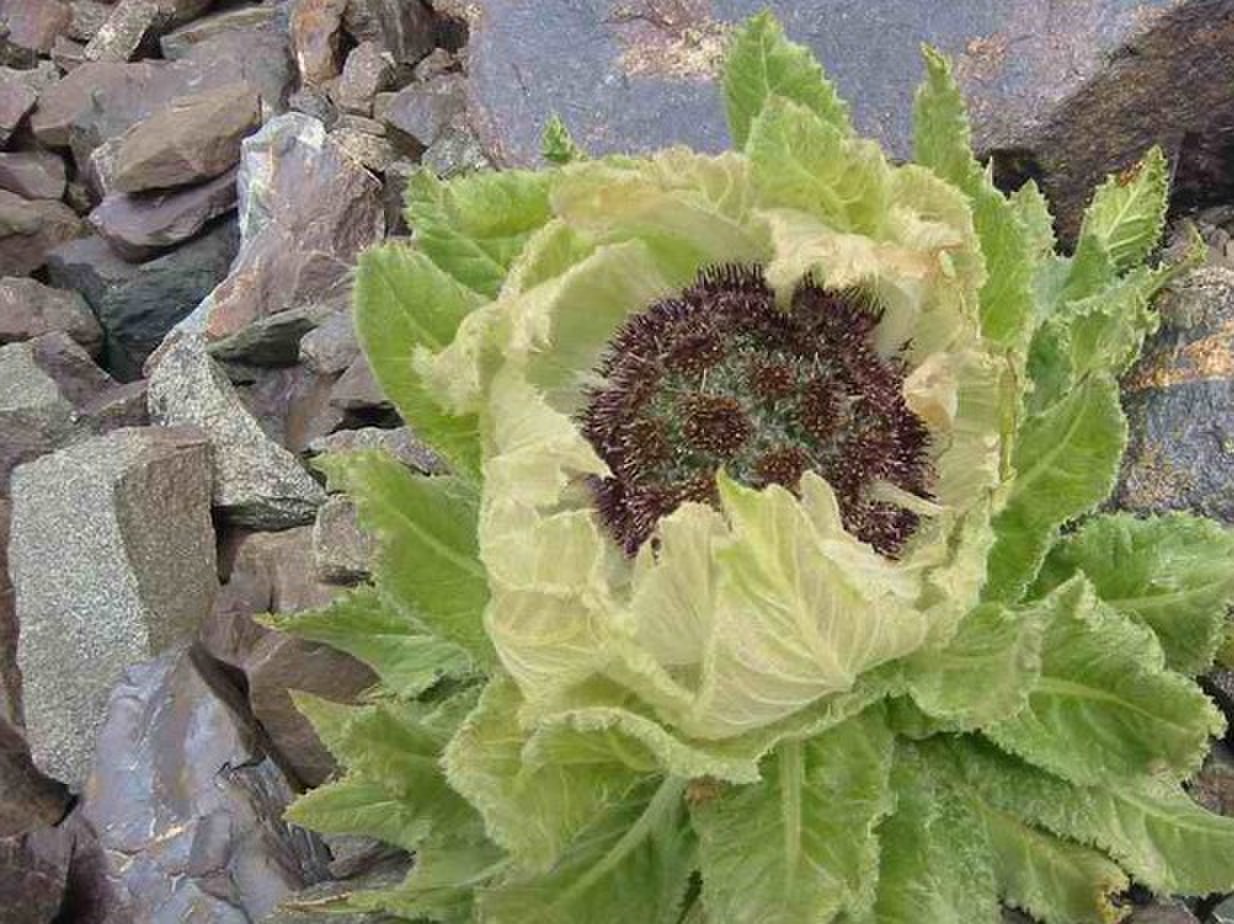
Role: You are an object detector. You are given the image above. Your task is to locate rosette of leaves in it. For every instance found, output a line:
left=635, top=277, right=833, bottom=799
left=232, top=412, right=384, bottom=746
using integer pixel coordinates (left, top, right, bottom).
left=270, top=14, right=1234, bottom=924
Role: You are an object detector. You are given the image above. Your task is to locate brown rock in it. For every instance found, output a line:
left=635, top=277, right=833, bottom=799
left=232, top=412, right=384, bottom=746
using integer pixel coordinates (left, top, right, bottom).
left=234, top=363, right=343, bottom=453
left=88, top=166, right=237, bottom=261
left=330, top=119, right=398, bottom=172
left=312, top=495, right=372, bottom=584
left=0, top=277, right=101, bottom=354
left=29, top=60, right=139, bottom=148
left=158, top=3, right=277, bottom=60
left=112, top=82, right=259, bottom=193
left=80, top=648, right=332, bottom=921
left=0, top=62, right=56, bottom=145
left=0, top=819, right=74, bottom=921
left=81, top=0, right=157, bottom=62
left=342, top=0, right=433, bottom=68
left=48, top=34, right=83, bottom=72
left=329, top=39, right=393, bottom=115
left=382, top=72, right=466, bottom=149
left=298, top=307, right=358, bottom=375
left=1, top=0, right=70, bottom=53
left=330, top=351, right=392, bottom=415
left=0, top=190, right=82, bottom=275
left=290, top=0, right=347, bottom=86
left=0, top=151, right=65, bottom=200
left=0, top=717, right=70, bottom=838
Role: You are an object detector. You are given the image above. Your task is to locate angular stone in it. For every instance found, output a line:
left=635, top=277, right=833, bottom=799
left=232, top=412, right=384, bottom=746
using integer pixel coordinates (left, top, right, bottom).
left=49, top=34, right=84, bottom=72
left=1116, top=267, right=1234, bottom=522
left=147, top=0, right=214, bottom=32
left=65, top=0, right=109, bottom=42
left=0, top=190, right=82, bottom=274
left=313, top=495, right=372, bottom=584
left=1189, top=742, right=1234, bottom=817
left=148, top=334, right=326, bottom=528
left=234, top=363, right=343, bottom=453
left=413, top=46, right=456, bottom=82
left=420, top=115, right=490, bottom=179
left=159, top=4, right=278, bottom=60
left=81, top=0, right=156, bottom=62
left=10, top=427, right=216, bottom=786
left=383, top=72, right=466, bottom=149
left=1, top=0, right=70, bottom=53
left=330, top=351, right=393, bottom=415
left=0, top=277, right=101, bottom=355
left=0, top=62, right=55, bottom=145
left=381, top=157, right=415, bottom=234
left=81, top=648, right=332, bottom=921
left=0, top=151, right=65, bottom=200
left=465, top=0, right=1234, bottom=237
left=194, top=113, right=383, bottom=344
left=1125, top=901, right=1199, bottom=924
left=299, top=307, right=358, bottom=375
left=306, top=425, right=443, bottom=474
left=330, top=120, right=398, bottom=172
left=330, top=40, right=393, bottom=116
left=0, top=820, right=75, bottom=922
left=112, top=82, right=260, bottom=193
left=342, top=0, right=433, bottom=68
left=290, top=0, right=348, bottom=86
left=0, top=722, right=69, bottom=839
left=88, top=166, right=237, bottom=261
left=46, top=221, right=238, bottom=380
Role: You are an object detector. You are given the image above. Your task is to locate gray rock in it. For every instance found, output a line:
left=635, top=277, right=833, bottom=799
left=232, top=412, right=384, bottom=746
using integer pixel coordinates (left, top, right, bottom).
left=381, top=158, right=415, bottom=234
left=10, top=426, right=216, bottom=786
left=0, top=62, right=56, bottom=145
left=208, top=305, right=323, bottom=368
left=148, top=333, right=326, bottom=527
left=0, top=819, right=75, bottom=922
left=46, top=220, right=239, bottom=380
left=1127, top=900, right=1199, bottom=924
left=330, top=40, right=394, bottom=116
left=1116, top=267, right=1234, bottom=522
left=0, top=150, right=66, bottom=200
left=382, top=72, right=466, bottom=150
left=0, top=190, right=82, bottom=275
left=0, top=276, right=102, bottom=355
left=1189, top=741, right=1234, bottom=817
left=81, top=0, right=157, bottom=62
left=190, top=113, right=383, bottom=347
left=289, top=0, right=348, bottom=86
left=112, top=82, right=260, bottom=193
left=306, top=425, right=443, bottom=474
left=313, top=495, right=372, bottom=584
left=299, top=308, right=359, bottom=375
left=329, top=120, right=399, bottom=173
left=234, top=363, right=344, bottom=453
left=49, top=34, right=85, bottom=72
left=1, top=0, right=71, bottom=53
left=465, top=0, right=1234, bottom=237
left=420, top=115, right=491, bottom=179
left=342, top=0, right=434, bottom=68
left=1211, top=894, right=1234, bottom=924
left=81, top=647, right=332, bottom=922
left=159, top=4, right=279, bottom=60
left=65, top=0, right=109, bottom=42
left=330, top=351, right=392, bottom=415
left=88, top=166, right=238, bottom=261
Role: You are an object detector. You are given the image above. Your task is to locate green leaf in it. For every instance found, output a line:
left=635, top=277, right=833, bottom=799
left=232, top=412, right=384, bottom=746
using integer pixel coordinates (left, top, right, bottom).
left=443, top=676, right=646, bottom=873
left=267, top=587, right=473, bottom=698
left=905, top=601, right=1044, bottom=729
left=913, top=45, right=1034, bottom=350
left=284, top=776, right=428, bottom=852
left=1010, top=181, right=1056, bottom=259
left=868, top=744, right=1000, bottom=924
left=692, top=710, right=895, bottom=924
left=986, top=579, right=1223, bottom=786
left=353, top=243, right=484, bottom=476
left=942, top=735, right=1234, bottom=898
left=542, top=114, right=587, bottom=165
left=746, top=96, right=890, bottom=235
left=723, top=10, right=851, bottom=149
left=341, top=840, right=505, bottom=923
left=1034, top=512, right=1234, bottom=675
left=1076, top=147, right=1169, bottom=275
left=478, top=777, right=697, bottom=924
left=405, top=168, right=553, bottom=298
left=318, top=454, right=492, bottom=663
left=984, top=375, right=1127, bottom=602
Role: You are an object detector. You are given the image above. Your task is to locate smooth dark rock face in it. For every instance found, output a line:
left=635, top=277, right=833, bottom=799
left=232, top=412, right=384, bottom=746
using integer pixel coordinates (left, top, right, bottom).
left=464, top=0, right=1234, bottom=236
left=45, top=219, right=239, bottom=380
left=1116, top=267, right=1234, bottom=522
left=81, top=647, right=332, bottom=923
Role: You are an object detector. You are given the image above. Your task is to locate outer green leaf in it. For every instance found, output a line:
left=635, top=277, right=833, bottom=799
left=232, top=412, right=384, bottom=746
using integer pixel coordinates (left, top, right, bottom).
left=405, top=168, right=552, bottom=297
left=905, top=601, right=1044, bottom=729
left=1010, top=181, right=1056, bottom=259
left=284, top=776, right=427, bottom=852
left=478, top=777, right=696, bottom=924
left=353, top=243, right=484, bottom=475
left=443, top=676, right=646, bottom=873
left=692, top=710, right=895, bottom=924
left=318, top=453, right=491, bottom=662
left=1034, top=512, right=1234, bottom=675
left=987, top=579, right=1223, bottom=786
left=868, top=743, right=999, bottom=924
left=267, top=587, right=472, bottom=698
left=943, top=736, right=1234, bottom=897
left=747, top=96, right=890, bottom=235
left=1077, top=147, right=1169, bottom=274
left=541, top=114, right=586, bottom=165
left=723, top=10, right=851, bottom=149
left=341, top=840, right=505, bottom=923
left=913, top=45, right=1033, bottom=349
left=985, top=375, right=1126, bottom=602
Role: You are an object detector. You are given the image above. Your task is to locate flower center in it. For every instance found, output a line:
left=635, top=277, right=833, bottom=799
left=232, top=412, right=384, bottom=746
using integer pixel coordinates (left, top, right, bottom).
left=579, top=264, right=933, bottom=557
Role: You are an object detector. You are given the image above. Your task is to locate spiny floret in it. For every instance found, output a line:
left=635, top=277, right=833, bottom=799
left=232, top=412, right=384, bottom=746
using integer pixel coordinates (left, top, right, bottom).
left=580, top=264, right=933, bottom=556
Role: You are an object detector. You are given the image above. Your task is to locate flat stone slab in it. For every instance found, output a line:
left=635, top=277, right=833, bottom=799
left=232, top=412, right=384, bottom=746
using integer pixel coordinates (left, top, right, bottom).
left=465, top=0, right=1234, bottom=235
left=9, top=426, right=216, bottom=787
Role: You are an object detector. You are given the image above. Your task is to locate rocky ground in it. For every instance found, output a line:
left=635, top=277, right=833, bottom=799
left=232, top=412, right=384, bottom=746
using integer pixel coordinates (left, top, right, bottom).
left=2, top=0, right=1234, bottom=922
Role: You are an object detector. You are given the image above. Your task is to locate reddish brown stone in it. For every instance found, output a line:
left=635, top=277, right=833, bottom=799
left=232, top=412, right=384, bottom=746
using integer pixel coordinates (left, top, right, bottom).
left=88, top=166, right=237, bottom=260
left=329, top=39, right=393, bottom=115
left=0, top=190, right=82, bottom=275
left=290, top=0, right=347, bottom=86
left=0, top=151, right=65, bottom=200
left=0, top=62, right=56, bottom=145
left=1, top=0, right=71, bottom=53
left=0, top=277, right=100, bottom=354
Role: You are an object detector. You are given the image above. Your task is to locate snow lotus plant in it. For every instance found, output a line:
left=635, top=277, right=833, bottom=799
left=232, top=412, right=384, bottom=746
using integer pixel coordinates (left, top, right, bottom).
left=272, top=13, right=1234, bottom=924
